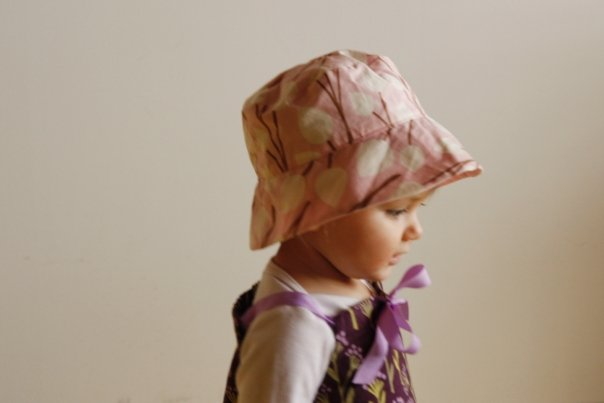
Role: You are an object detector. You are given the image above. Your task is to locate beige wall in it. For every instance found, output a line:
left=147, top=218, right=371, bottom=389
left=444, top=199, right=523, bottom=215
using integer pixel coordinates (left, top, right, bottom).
left=1, top=1, right=603, bottom=402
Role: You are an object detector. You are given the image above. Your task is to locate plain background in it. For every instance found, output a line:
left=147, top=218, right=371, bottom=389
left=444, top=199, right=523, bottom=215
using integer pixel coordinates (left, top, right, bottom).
left=1, top=1, right=603, bottom=402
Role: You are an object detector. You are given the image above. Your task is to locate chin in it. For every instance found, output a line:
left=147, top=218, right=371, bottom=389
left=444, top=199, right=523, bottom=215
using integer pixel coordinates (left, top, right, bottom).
left=368, top=267, right=393, bottom=282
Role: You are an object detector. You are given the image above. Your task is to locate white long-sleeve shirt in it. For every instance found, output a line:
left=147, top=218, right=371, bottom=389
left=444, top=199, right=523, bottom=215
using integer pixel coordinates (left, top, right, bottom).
left=235, top=261, right=365, bottom=403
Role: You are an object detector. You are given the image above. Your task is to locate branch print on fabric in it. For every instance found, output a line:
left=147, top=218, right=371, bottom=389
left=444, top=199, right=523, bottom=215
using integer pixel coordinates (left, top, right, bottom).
left=316, top=68, right=355, bottom=144
left=255, top=105, right=288, bottom=173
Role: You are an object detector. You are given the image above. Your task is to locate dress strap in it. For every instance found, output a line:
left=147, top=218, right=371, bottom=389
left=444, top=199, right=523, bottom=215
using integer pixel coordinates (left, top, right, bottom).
left=240, top=291, right=335, bottom=328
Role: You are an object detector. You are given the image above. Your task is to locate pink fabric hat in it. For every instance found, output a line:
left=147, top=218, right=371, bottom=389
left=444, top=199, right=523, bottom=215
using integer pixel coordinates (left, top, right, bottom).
left=243, top=50, right=482, bottom=250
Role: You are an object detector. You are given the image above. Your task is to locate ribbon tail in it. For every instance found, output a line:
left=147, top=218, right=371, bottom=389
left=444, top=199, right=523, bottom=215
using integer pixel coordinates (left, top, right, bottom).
left=391, top=264, right=431, bottom=295
left=401, top=330, right=421, bottom=354
left=352, top=329, right=388, bottom=384
left=394, top=316, right=423, bottom=354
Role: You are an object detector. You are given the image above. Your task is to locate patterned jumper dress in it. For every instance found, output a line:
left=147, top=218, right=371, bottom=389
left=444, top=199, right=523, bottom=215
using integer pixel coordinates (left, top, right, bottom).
left=223, top=264, right=429, bottom=403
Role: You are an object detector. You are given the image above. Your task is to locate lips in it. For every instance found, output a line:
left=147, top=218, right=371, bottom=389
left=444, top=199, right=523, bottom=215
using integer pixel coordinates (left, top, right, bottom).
left=390, top=246, right=410, bottom=263
left=388, top=253, right=404, bottom=265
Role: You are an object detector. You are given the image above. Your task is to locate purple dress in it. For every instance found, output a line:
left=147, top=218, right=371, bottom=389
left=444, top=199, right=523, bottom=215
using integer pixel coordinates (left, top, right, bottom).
left=223, top=264, right=430, bottom=403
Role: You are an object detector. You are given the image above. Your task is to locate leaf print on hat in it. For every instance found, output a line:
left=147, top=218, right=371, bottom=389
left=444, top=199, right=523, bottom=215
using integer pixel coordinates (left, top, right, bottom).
left=275, top=82, right=296, bottom=107
left=275, top=174, right=306, bottom=212
left=356, top=138, right=392, bottom=177
left=349, top=91, right=376, bottom=116
left=440, top=137, right=463, bottom=155
left=413, top=128, right=442, bottom=156
left=294, top=151, right=321, bottom=166
left=252, top=204, right=272, bottom=245
left=245, top=87, right=269, bottom=106
left=299, top=107, right=333, bottom=144
left=358, top=69, right=387, bottom=92
left=391, top=102, right=419, bottom=124
left=244, top=124, right=270, bottom=153
left=400, top=145, right=425, bottom=171
left=315, top=168, right=348, bottom=207
left=392, top=181, right=423, bottom=199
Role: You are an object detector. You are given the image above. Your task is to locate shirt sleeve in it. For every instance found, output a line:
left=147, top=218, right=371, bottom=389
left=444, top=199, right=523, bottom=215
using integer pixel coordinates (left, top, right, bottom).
left=236, top=305, right=335, bottom=403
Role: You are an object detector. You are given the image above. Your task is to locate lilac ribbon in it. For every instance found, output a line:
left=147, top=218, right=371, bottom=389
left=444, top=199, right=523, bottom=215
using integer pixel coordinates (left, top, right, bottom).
left=352, top=264, right=431, bottom=385
left=240, top=290, right=335, bottom=328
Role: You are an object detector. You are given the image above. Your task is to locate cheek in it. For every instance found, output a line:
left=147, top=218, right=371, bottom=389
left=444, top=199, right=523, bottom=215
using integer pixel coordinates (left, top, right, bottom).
left=322, top=213, right=399, bottom=258
left=343, top=221, right=396, bottom=255
left=322, top=222, right=371, bottom=259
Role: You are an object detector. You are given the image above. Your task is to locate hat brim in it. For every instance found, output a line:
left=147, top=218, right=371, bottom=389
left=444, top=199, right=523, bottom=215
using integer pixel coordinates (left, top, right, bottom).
left=249, top=115, right=482, bottom=250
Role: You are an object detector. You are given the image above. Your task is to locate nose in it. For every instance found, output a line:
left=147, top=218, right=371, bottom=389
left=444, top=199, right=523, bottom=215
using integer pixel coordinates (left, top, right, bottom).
left=402, top=212, right=423, bottom=241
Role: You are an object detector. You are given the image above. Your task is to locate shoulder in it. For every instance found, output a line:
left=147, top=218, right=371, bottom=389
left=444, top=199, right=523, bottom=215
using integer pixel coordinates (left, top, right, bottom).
left=244, top=304, right=335, bottom=353
left=236, top=305, right=335, bottom=402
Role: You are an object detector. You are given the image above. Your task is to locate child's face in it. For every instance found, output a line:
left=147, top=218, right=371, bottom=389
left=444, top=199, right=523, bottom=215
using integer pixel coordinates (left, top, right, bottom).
left=303, top=190, right=433, bottom=282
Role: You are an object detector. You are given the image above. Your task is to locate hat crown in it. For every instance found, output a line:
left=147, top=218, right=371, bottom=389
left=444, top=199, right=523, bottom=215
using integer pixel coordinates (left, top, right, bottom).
left=242, top=50, right=425, bottom=182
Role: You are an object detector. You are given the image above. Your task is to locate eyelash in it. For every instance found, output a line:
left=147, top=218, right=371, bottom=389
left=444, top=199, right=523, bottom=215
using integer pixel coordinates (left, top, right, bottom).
left=386, top=203, right=427, bottom=217
left=387, top=209, right=408, bottom=217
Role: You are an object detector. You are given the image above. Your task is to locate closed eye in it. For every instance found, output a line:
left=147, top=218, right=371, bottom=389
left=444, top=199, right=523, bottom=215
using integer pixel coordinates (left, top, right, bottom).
left=386, top=202, right=427, bottom=218
left=386, top=209, right=408, bottom=217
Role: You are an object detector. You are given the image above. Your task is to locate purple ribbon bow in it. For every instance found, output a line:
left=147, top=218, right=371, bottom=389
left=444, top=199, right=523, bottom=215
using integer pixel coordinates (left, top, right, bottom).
left=352, top=264, right=431, bottom=385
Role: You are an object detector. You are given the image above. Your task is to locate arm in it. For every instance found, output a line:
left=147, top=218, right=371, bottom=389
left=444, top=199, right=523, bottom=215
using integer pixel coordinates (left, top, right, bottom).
left=236, top=306, right=334, bottom=403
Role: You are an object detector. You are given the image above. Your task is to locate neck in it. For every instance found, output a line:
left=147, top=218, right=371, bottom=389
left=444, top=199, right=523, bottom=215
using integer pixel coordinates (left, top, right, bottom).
left=272, top=237, right=371, bottom=297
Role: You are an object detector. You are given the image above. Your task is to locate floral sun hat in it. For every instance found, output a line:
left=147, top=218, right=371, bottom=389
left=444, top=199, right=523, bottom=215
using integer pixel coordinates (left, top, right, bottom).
left=242, top=50, right=482, bottom=250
